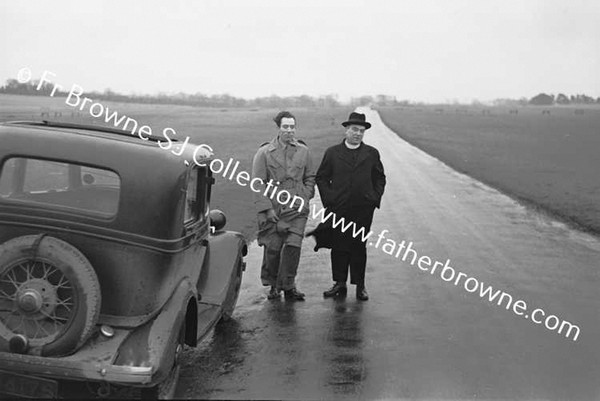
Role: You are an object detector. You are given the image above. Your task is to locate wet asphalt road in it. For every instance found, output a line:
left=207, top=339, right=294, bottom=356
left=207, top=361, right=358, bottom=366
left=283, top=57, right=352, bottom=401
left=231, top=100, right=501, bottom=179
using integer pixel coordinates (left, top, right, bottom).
left=176, top=108, right=600, bottom=400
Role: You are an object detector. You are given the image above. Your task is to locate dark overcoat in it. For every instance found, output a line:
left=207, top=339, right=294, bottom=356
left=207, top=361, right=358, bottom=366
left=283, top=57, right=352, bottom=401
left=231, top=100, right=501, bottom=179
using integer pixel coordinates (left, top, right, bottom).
left=308, top=141, right=386, bottom=250
left=316, top=140, right=386, bottom=212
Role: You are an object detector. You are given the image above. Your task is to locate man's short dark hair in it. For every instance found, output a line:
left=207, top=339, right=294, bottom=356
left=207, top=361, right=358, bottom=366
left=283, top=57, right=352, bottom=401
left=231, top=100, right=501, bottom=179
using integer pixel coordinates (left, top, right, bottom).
left=273, top=111, right=296, bottom=128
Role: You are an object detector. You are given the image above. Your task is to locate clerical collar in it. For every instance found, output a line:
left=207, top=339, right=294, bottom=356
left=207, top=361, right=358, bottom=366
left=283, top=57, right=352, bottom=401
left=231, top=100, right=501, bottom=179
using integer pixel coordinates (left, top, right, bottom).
left=344, top=140, right=360, bottom=150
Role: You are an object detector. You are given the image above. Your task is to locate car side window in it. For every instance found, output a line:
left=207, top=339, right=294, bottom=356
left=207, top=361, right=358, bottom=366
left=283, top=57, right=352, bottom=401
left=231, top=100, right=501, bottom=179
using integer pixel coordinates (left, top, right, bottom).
left=0, top=158, right=16, bottom=196
left=23, top=159, right=69, bottom=192
left=81, top=166, right=120, bottom=187
left=0, top=157, right=120, bottom=218
left=184, top=168, right=199, bottom=223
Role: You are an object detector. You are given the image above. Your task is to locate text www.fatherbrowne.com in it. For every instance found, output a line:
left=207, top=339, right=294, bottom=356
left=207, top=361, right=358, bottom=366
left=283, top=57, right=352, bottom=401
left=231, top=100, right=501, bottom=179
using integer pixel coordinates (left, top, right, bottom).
left=309, top=203, right=581, bottom=342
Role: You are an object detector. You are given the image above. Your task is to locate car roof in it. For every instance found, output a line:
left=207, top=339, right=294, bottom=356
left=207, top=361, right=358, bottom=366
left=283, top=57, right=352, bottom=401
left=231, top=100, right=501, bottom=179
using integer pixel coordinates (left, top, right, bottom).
left=3, top=120, right=168, bottom=145
left=0, top=120, right=210, bottom=169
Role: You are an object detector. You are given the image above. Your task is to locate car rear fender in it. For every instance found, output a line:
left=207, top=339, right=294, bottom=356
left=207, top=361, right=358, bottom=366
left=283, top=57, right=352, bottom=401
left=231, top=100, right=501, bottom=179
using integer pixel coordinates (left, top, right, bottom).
left=113, top=278, right=195, bottom=385
left=197, top=231, right=247, bottom=305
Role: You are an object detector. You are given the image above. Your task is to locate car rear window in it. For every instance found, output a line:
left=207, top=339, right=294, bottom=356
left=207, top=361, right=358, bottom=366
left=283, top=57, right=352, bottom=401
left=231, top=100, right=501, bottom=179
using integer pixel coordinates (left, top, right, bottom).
left=0, top=157, right=120, bottom=218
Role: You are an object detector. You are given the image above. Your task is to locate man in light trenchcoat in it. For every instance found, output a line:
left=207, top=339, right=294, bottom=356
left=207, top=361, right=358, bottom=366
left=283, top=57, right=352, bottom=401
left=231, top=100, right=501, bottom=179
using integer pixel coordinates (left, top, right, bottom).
left=252, top=111, right=316, bottom=301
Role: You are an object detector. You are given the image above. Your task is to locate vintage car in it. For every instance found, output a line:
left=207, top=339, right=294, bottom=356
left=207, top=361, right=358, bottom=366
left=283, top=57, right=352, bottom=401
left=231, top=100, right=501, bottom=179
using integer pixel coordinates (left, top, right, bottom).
left=0, top=121, right=247, bottom=398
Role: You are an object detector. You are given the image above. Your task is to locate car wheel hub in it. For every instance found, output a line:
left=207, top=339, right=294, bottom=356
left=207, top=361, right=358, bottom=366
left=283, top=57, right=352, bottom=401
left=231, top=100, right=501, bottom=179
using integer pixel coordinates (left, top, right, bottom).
left=18, top=289, right=42, bottom=313
left=16, top=279, right=58, bottom=317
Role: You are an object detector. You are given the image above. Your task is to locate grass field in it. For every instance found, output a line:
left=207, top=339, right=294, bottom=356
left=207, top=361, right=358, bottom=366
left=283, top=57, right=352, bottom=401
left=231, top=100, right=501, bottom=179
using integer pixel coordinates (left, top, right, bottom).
left=3, top=94, right=599, bottom=239
left=378, top=105, right=600, bottom=235
left=0, top=94, right=352, bottom=240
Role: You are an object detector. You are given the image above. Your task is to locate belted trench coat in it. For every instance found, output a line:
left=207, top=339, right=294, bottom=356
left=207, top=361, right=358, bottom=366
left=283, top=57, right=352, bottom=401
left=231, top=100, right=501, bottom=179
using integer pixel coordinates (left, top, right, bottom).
left=252, top=136, right=316, bottom=248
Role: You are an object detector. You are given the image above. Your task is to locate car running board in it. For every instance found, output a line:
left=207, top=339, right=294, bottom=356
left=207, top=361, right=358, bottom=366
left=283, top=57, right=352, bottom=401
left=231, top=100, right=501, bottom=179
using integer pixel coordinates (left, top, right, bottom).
left=196, top=302, right=223, bottom=343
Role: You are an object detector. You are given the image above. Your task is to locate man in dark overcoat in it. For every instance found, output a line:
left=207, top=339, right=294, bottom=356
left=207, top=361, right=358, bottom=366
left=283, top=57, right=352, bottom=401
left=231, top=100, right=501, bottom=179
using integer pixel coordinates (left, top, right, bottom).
left=313, top=111, right=386, bottom=301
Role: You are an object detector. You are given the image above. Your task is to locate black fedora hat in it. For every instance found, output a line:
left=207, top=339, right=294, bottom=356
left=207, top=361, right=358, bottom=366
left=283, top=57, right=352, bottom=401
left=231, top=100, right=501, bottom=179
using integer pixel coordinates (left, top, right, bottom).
left=341, top=112, right=371, bottom=129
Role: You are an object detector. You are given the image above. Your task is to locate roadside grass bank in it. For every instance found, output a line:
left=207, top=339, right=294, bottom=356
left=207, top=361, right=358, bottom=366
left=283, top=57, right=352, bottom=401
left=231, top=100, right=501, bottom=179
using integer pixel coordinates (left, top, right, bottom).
left=378, top=105, right=600, bottom=236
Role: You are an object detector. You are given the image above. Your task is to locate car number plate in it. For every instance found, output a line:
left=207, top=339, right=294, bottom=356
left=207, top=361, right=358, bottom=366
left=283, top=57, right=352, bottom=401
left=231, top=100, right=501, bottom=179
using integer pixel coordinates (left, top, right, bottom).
left=0, top=370, right=58, bottom=398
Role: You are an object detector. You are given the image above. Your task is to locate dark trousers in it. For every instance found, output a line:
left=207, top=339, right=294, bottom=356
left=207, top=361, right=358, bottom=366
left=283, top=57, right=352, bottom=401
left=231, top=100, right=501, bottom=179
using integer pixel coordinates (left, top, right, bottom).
left=331, top=247, right=367, bottom=286
left=330, top=206, right=375, bottom=288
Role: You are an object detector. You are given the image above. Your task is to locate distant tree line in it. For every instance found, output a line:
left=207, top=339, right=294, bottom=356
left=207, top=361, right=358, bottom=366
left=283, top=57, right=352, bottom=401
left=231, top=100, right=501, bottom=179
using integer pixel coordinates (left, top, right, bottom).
left=349, top=94, right=414, bottom=107
left=3, top=78, right=596, bottom=108
left=528, top=92, right=599, bottom=106
left=0, top=78, right=352, bottom=108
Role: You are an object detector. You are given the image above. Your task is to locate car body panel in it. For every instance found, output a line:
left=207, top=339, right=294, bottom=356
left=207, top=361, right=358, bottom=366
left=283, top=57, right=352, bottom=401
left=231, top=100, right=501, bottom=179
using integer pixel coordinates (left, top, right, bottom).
left=0, top=121, right=246, bottom=395
left=199, top=230, right=247, bottom=305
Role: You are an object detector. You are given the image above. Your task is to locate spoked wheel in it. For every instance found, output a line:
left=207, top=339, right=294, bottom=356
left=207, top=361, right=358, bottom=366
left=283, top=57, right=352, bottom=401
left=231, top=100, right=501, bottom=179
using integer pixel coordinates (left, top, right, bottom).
left=0, top=235, right=101, bottom=356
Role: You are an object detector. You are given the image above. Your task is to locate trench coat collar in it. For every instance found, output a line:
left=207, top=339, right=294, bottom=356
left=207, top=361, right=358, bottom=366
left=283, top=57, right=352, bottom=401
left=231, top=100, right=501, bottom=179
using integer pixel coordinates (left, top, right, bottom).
left=335, top=140, right=370, bottom=168
left=265, top=135, right=299, bottom=169
left=266, top=135, right=300, bottom=152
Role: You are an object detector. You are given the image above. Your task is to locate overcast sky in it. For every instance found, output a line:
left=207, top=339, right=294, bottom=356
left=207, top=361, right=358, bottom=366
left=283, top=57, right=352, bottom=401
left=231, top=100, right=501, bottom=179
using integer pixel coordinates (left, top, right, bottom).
left=1, top=0, right=599, bottom=103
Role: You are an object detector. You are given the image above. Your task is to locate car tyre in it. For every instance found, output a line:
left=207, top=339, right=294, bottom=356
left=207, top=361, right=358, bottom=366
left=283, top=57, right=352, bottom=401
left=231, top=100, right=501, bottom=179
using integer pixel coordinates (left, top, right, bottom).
left=0, top=235, right=101, bottom=356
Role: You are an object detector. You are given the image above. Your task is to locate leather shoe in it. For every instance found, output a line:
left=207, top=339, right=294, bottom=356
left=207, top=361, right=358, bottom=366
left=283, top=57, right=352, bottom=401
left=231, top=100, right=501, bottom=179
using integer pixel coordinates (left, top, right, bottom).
left=267, top=286, right=280, bottom=300
left=356, top=286, right=369, bottom=301
left=323, top=282, right=347, bottom=298
left=284, top=288, right=305, bottom=301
